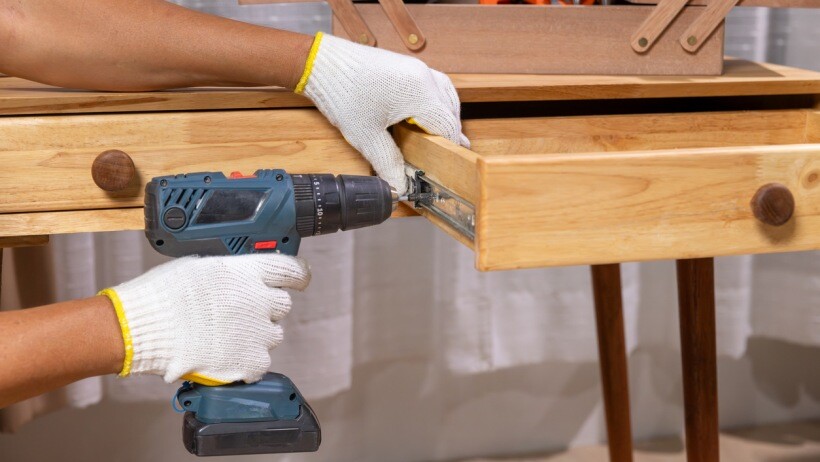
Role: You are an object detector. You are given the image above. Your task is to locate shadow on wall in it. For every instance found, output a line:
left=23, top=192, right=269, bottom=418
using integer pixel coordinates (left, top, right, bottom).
left=744, top=337, right=820, bottom=407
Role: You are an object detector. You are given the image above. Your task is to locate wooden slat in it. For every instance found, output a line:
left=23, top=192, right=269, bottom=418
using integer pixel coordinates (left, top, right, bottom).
left=451, top=59, right=820, bottom=103
left=679, top=0, right=739, bottom=53
left=0, top=206, right=415, bottom=238
left=1, top=60, right=820, bottom=115
left=0, top=235, right=49, bottom=248
left=334, top=5, right=724, bottom=75
left=465, top=110, right=813, bottom=153
left=677, top=258, right=720, bottom=462
left=476, top=143, right=820, bottom=270
left=0, top=109, right=412, bottom=214
left=377, top=0, right=426, bottom=50
left=628, top=0, right=820, bottom=6
left=590, top=264, right=634, bottom=462
left=630, top=0, right=690, bottom=53
left=326, top=0, right=377, bottom=46
left=0, top=208, right=145, bottom=237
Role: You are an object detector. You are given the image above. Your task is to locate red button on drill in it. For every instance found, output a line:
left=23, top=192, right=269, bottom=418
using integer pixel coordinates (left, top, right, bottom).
left=254, top=241, right=278, bottom=250
left=229, top=171, right=258, bottom=179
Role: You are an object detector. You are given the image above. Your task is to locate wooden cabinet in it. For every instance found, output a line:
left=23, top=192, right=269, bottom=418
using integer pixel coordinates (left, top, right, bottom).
left=398, top=109, right=820, bottom=270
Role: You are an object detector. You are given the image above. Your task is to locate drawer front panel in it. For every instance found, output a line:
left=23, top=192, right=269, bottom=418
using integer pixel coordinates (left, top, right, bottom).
left=478, top=144, right=820, bottom=270
left=0, top=109, right=373, bottom=214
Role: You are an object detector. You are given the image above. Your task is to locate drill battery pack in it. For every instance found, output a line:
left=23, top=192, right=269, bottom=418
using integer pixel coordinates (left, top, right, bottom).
left=177, top=373, right=321, bottom=456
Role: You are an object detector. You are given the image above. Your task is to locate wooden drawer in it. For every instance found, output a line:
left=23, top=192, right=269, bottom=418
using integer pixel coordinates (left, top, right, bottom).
left=397, top=109, right=820, bottom=270
left=0, top=109, right=416, bottom=236
left=0, top=109, right=373, bottom=214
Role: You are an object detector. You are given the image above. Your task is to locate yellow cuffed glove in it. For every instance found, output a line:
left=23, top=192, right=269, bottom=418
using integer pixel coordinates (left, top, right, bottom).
left=295, top=32, right=470, bottom=196
left=99, top=254, right=310, bottom=385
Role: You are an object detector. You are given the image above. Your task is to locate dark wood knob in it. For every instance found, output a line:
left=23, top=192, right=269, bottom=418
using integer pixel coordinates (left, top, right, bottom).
left=92, top=150, right=136, bottom=192
left=751, top=183, right=794, bottom=227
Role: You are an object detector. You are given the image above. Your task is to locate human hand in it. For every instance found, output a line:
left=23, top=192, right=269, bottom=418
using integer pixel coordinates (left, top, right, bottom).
left=99, top=254, right=310, bottom=385
left=295, top=32, right=469, bottom=195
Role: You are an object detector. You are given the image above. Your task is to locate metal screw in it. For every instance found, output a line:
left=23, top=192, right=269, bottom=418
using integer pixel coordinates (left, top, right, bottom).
left=408, top=34, right=419, bottom=45
left=160, top=179, right=168, bottom=187
left=276, top=174, right=284, bottom=181
left=204, top=176, right=211, bottom=184
left=687, top=36, right=697, bottom=46
left=183, top=400, right=192, bottom=407
left=638, top=37, right=648, bottom=48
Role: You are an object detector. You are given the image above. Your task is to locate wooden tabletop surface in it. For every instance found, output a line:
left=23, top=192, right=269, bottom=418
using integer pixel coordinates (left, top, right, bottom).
left=0, top=59, right=818, bottom=116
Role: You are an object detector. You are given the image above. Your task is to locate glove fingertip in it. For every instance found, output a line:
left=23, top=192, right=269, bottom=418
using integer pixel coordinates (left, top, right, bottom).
left=460, top=133, right=471, bottom=149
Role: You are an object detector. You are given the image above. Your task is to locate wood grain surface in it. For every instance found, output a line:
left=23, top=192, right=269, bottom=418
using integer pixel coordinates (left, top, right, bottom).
left=334, top=5, right=724, bottom=75
left=0, top=109, right=403, bottom=215
left=477, top=143, right=820, bottom=270
left=396, top=109, right=820, bottom=270
left=680, top=0, right=739, bottom=53
left=676, top=258, right=720, bottom=462
left=630, top=0, right=690, bottom=53
left=1, top=60, right=819, bottom=115
left=0, top=205, right=415, bottom=239
left=590, top=264, right=634, bottom=462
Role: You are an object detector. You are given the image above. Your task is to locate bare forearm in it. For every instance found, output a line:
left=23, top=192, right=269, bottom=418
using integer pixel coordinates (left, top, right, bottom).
left=0, top=296, right=123, bottom=408
left=0, top=0, right=313, bottom=91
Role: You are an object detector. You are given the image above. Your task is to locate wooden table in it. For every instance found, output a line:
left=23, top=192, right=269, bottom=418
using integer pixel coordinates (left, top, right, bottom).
left=1, top=59, right=819, bottom=462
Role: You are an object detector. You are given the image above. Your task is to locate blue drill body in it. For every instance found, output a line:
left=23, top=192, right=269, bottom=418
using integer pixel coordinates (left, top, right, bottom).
left=144, top=168, right=396, bottom=456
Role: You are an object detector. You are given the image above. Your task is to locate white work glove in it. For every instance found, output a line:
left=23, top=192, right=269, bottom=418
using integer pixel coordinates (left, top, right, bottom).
left=99, top=254, right=310, bottom=385
left=295, top=32, right=470, bottom=195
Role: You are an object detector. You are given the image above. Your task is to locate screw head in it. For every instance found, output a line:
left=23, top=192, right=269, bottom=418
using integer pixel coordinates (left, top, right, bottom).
left=638, top=37, right=648, bottom=48
left=687, top=36, right=697, bottom=46
left=408, top=34, right=419, bottom=45
left=276, top=174, right=284, bottom=181
left=160, top=179, right=168, bottom=187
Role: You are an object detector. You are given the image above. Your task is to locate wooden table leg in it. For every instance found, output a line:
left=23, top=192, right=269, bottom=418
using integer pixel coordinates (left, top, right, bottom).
left=676, top=258, right=719, bottom=462
left=591, top=264, right=633, bottom=462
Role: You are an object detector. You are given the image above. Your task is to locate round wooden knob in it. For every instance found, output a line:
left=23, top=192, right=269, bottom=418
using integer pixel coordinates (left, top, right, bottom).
left=751, top=183, right=794, bottom=227
left=92, top=150, right=136, bottom=192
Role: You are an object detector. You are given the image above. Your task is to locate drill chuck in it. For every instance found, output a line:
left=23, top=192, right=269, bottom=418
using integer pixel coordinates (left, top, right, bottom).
left=291, top=174, right=396, bottom=238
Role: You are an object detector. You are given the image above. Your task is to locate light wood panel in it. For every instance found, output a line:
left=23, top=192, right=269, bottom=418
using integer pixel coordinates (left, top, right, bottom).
left=0, top=208, right=145, bottom=237
left=334, top=5, right=724, bottom=75
left=476, top=143, right=820, bottom=270
left=0, top=109, right=408, bottom=214
left=465, top=110, right=812, bottom=154
left=1, top=60, right=819, bottom=115
left=0, top=206, right=415, bottom=238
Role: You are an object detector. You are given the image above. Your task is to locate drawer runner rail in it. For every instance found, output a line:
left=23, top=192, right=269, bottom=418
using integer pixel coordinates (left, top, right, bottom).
left=404, top=164, right=476, bottom=242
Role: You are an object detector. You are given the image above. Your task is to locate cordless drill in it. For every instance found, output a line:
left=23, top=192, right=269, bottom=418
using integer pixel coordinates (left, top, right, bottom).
left=144, top=169, right=398, bottom=456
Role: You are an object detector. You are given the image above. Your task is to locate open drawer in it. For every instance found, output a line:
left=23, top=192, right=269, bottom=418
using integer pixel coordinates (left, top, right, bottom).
left=397, top=109, right=820, bottom=271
